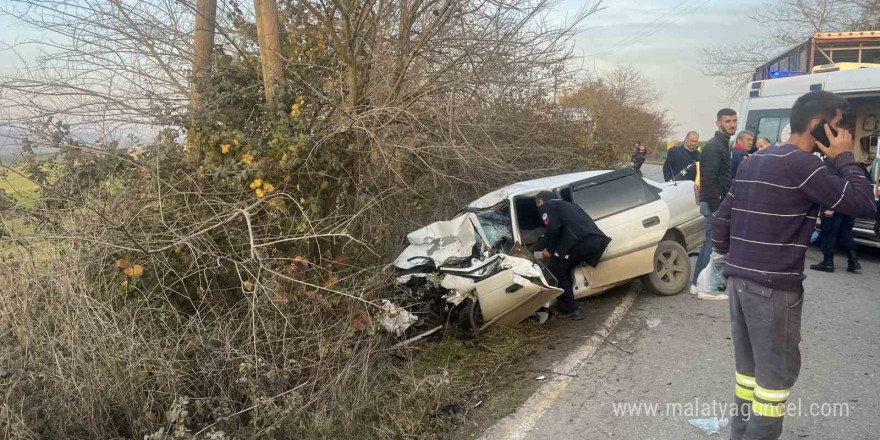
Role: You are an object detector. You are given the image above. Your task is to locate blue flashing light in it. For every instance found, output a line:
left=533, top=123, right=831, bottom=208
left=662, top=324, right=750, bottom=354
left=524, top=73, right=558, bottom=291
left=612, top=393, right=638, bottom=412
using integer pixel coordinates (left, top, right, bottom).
left=769, top=71, right=807, bottom=78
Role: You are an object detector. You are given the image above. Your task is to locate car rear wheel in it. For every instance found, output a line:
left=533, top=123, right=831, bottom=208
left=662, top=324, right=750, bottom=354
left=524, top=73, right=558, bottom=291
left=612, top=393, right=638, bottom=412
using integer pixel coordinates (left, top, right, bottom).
left=643, top=240, right=689, bottom=296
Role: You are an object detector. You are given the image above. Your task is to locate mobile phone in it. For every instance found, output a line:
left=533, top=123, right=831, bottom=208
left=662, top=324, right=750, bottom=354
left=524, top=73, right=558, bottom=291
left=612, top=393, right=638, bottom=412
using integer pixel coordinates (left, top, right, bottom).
left=811, top=120, right=838, bottom=147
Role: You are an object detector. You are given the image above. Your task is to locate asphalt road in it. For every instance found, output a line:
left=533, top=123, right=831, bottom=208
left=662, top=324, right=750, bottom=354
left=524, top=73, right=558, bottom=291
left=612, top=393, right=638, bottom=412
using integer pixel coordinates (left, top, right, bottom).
left=480, top=164, right=880, bottom=439
left=641, top=162, right=673, bottom=183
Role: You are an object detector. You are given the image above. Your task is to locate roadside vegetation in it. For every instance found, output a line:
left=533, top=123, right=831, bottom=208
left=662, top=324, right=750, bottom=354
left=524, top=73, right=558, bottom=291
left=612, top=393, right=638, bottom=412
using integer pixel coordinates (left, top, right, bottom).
left=0, top=0, right=669, bottom=438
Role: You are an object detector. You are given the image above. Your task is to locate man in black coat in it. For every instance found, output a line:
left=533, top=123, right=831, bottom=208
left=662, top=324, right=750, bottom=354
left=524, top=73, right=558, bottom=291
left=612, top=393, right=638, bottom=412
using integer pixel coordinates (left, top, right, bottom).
left=631, top=141, right=647, bottom=173
left=663, top=131, right=701, bottom=182
left=693, top=108, right=737, bottom=290
left=536, top=191, right=612, bottom=320
left=810, top=154, right=869, bottom=274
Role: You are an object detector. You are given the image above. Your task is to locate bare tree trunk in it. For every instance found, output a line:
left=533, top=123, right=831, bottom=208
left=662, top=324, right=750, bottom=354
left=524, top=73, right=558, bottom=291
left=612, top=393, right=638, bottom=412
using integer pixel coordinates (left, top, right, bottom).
left=254, top=0, right=284, bottom=103
left=188, top=0, right=217, bottom=162
left=190, top=0, right=217, bottom=112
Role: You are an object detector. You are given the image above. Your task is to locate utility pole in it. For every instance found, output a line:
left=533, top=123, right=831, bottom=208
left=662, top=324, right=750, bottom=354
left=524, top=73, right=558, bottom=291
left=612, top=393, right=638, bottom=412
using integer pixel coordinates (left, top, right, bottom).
left=190, top=0, right=217, bottom=111
left=253, top=0, right=284, bottom=103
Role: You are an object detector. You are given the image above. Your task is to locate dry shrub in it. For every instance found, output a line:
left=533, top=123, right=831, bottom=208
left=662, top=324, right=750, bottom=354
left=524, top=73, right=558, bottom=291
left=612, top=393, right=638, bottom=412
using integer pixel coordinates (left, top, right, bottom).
left=0, top=132, right=546, bottom=438
left=0, top=235, right=542, bottom=439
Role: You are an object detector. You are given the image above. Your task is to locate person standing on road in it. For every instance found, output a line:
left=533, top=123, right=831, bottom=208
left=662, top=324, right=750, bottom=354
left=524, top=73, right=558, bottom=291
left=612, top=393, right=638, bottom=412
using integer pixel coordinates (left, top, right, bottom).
left=536, top=191, right=612, bottom=321
left=663, top=131, right=701, bottom=182
left=810, top=154, right=865, bottom=274
left=711, top=91, right=875, bottom=440
left=755, top=137, right=772, bottom=151
left=632, top=141, right=647, bottom=174
left=692, top=108, right=737, bottom=294
left=730, top=131, right=755, bottom=178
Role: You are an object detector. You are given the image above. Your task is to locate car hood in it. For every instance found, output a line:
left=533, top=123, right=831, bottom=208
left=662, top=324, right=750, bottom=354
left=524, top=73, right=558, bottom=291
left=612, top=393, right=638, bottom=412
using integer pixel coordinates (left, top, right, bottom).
left=394, top=215, right=477, bottom=270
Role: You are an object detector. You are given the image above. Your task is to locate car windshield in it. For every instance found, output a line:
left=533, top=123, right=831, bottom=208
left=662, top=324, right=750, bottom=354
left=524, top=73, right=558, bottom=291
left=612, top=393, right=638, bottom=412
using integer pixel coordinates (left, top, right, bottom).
left=474, top=209, right=513, bottom=249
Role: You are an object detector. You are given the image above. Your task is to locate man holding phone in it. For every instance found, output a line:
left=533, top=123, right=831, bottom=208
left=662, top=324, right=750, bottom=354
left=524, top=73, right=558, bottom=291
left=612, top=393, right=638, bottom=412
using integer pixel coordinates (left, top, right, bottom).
left=711, top=91, right=875, bottom=440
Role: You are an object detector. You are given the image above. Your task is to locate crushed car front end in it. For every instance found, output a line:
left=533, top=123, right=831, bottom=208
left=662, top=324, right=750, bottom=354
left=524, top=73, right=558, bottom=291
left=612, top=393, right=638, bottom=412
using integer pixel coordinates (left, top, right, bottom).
left=393, top=208, right=562, bottom=331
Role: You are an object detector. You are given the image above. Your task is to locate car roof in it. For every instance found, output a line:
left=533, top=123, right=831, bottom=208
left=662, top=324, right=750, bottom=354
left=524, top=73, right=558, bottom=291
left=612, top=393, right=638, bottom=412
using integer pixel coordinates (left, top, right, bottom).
left=467, top=170, right=613, bottom=210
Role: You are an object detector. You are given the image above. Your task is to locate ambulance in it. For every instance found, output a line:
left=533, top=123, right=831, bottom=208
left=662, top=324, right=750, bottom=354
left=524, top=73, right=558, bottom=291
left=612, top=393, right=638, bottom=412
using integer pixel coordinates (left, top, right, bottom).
left=738, top=63, right=880, bottom=246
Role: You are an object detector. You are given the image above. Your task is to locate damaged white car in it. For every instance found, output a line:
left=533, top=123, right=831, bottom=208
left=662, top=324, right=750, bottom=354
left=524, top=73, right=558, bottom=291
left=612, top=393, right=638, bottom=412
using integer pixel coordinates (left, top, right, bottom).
left=394, top=169, right=704, bottom=331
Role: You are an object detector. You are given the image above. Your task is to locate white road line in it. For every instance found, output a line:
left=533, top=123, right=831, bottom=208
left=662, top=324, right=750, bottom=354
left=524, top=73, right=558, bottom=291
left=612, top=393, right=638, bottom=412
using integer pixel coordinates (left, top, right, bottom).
left=478, top=288, right=639, bottom=440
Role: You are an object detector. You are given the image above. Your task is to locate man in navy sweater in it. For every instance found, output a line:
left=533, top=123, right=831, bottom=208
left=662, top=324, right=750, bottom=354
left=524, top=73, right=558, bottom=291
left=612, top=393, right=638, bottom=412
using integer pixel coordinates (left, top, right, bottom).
left=712, top=91, right=875, bottom=440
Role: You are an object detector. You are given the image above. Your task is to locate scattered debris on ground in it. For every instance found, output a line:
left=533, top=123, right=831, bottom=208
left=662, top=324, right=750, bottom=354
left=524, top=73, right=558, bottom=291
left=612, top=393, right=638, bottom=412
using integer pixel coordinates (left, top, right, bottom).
left=687, top=417, right=730, bottom=436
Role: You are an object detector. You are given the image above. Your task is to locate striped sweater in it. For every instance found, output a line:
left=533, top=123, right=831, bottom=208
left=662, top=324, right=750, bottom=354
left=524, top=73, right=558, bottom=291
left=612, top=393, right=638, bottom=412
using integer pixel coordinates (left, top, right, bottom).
left=711, top=144, right=876, bottom=292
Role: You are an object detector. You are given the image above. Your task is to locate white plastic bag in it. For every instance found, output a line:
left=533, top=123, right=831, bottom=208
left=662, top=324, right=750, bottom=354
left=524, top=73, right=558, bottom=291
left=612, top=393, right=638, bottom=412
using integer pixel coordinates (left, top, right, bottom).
left=696, top=252, right=728, bottom=294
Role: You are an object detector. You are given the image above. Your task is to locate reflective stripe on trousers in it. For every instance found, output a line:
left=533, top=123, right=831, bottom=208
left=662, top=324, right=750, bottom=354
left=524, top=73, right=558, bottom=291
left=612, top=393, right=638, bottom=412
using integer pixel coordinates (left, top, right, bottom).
left=728, top=276, right=803, bottom=440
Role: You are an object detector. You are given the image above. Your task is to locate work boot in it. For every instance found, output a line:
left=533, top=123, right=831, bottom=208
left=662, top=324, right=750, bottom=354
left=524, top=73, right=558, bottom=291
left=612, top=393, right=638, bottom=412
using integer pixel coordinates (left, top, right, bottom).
left=810, top=253, right=835, bottom=273
left=847, top=250, right=861, bottom=273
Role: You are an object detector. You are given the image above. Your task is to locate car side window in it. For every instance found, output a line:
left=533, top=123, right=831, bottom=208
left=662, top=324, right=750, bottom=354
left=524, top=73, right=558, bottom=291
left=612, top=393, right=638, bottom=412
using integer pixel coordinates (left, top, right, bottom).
left=571, top=175, right=654, bottom=220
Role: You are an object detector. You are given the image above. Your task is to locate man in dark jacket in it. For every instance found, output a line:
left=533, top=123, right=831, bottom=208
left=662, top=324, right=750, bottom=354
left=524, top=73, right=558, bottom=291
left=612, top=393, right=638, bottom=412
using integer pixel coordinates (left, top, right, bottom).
left=536, top=191, right=611, bottom=320
left=693, top=108, right=737, bottom=291
left=631, top=141, right=647, bottom=173
left=810, top=156, right=868, bottom=274
left=730, top=131, right=755, bottom=178
left=663, top=131, right=701, bottom=182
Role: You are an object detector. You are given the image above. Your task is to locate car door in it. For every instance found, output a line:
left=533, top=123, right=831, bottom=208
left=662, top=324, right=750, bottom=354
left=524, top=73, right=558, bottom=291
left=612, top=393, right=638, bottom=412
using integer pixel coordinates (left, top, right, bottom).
left=564, top=170, right=670, bottom=294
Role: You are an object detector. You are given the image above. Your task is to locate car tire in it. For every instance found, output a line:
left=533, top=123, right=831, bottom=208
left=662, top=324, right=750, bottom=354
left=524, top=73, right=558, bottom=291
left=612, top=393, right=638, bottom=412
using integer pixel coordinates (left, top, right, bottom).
left=461, top=298, right=485, bottom=332
left=642, top=240, right=690, bottom=296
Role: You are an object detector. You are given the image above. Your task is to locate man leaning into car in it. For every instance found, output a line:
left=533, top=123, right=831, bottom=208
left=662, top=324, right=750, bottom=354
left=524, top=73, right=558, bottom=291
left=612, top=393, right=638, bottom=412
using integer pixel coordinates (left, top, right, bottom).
left=536, top=191, right=612, bottom=320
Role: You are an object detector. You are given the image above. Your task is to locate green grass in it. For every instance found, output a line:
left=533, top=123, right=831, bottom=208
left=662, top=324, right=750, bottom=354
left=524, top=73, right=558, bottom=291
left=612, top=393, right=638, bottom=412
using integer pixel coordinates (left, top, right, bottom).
left=1, top=167, right=40, bottom=209
left=0, top=165, right=42, bottom=258
left=0, top=152, right=55, bottom=166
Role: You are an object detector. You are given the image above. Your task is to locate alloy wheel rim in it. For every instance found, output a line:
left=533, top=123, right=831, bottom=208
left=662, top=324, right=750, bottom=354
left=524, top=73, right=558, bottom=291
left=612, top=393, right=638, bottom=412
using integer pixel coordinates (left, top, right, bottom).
left=656, top=249, right=687, bottom=288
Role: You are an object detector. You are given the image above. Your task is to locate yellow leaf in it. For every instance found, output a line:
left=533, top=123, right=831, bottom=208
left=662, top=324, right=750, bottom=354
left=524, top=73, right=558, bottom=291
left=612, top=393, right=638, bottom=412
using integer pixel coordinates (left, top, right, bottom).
left=124, top=264, right=144, bottom=278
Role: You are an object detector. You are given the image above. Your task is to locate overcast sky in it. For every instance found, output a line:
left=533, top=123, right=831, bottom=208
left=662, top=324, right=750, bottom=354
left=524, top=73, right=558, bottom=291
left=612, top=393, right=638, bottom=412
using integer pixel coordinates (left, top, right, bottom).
left=0, top=0, right=777, bottom=142
left=565, top=0, right=769, bottom=141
